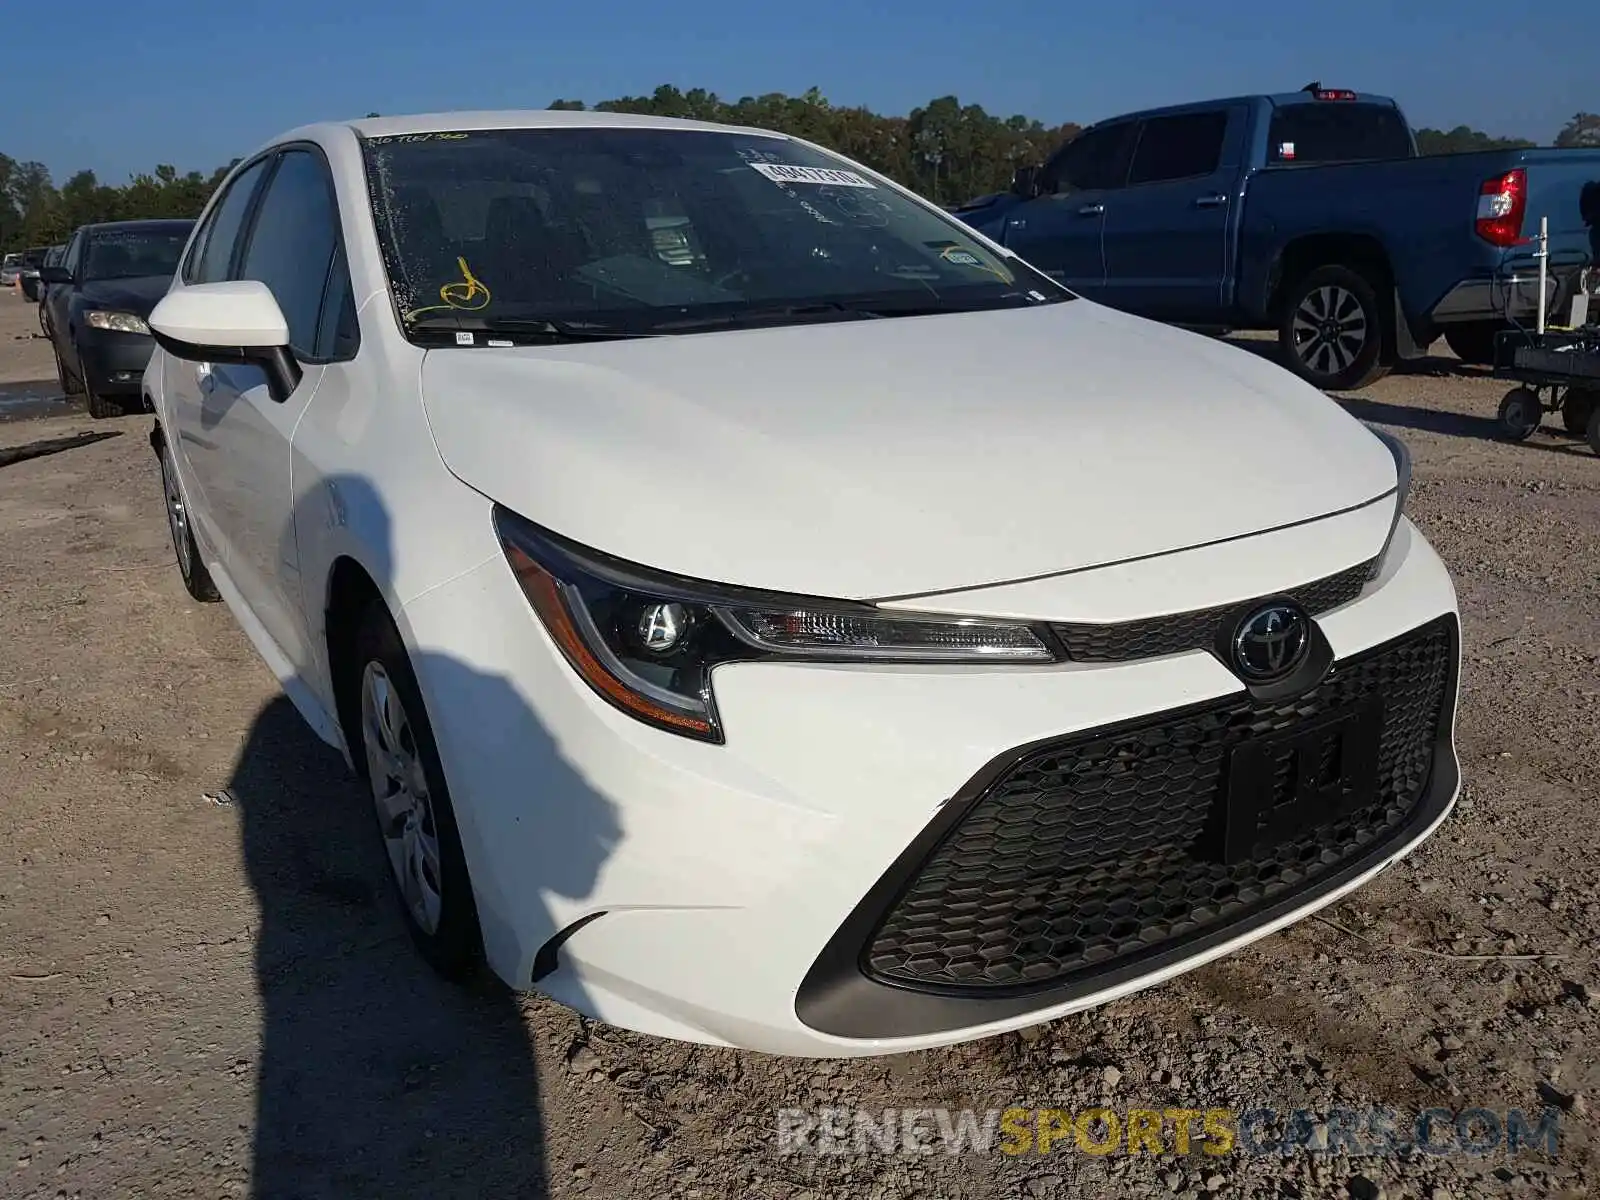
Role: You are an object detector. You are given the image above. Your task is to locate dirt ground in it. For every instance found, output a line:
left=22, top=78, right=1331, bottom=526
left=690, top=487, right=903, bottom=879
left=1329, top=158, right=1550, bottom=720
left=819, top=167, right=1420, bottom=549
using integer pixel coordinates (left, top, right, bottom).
left=0, top=290, right=1596, bottom=1200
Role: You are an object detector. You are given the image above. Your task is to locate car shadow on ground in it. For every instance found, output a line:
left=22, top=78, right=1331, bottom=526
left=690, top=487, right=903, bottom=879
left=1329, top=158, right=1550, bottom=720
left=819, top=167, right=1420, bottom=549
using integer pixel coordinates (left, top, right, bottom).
left=1335, top=395, right=1594, bottom=456
left=222, top=473, right=621, bottom=1199
left=228, top=699, right=559, bottom=1199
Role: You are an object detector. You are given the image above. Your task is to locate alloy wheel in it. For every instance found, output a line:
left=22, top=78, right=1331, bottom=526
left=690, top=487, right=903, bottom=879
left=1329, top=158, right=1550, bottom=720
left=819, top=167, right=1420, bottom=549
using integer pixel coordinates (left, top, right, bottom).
left=360, top=661, right=444, bottom=935
left=1291, top=284, right=1369, bottom=379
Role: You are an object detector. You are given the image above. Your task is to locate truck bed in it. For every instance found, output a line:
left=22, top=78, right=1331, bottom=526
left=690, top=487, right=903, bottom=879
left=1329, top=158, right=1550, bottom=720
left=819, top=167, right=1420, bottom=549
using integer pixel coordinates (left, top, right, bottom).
left=1236, top=148, right=1600, bottom=334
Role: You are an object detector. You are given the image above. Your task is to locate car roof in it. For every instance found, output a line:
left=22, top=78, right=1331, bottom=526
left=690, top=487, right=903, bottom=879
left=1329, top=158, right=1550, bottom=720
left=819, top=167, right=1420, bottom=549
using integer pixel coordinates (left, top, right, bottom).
left=78, top=218, right=196, bottom=236
left=276, top=108, right=788, bottom=147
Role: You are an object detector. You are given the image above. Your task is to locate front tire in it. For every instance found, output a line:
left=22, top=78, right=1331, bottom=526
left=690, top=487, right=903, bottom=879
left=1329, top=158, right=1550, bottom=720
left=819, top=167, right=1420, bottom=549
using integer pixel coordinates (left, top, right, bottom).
left=353, top=602, right=484, bottom=981
left=54, top=343, right=82, bottom=397
left=1278, top=265, right=1391, bottom=391
left=85, top=384, right=121, bottom=419
left=158, top=438, right=219, bottom=602
left=72, top=339, right=121, bottom=418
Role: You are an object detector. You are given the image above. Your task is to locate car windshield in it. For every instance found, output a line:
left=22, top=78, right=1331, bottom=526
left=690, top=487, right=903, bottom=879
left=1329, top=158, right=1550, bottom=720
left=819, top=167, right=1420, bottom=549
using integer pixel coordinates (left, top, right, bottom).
left=362, top=126, right=1068, bottom=342
left=1, top=254, right=18, bottom=268
left=82, top=228, right=190, bottom=281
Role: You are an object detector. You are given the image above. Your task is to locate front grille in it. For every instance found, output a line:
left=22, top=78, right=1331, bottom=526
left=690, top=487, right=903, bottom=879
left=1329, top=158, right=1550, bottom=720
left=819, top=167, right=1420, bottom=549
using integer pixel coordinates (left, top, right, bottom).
left=862, top=617, right=1453, bottom=994
left=1051, top=558, right=1375, bottom=663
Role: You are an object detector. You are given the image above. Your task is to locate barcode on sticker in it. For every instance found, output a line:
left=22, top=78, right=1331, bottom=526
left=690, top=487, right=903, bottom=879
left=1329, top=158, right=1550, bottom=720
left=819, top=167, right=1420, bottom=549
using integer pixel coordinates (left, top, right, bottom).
left=750, top=163, right=876, bottom=188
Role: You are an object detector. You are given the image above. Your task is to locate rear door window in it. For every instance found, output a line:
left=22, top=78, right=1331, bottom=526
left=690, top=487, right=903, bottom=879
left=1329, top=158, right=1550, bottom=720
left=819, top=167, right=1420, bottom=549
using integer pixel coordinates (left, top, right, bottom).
left=1267, top=104, right=1413, bottom=164
left=1127, top=112, right=1230, bottom=185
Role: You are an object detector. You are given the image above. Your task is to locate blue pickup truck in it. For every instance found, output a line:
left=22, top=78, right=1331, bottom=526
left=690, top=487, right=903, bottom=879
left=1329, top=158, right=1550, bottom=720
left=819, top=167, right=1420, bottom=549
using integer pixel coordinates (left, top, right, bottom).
left=955, top=85, right=1600, bottom=390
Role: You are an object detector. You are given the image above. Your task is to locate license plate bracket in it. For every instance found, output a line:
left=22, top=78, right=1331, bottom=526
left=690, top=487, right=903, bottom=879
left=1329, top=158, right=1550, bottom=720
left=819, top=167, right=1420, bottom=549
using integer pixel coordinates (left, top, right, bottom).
left=1218, top=700, right=1384, bottom=865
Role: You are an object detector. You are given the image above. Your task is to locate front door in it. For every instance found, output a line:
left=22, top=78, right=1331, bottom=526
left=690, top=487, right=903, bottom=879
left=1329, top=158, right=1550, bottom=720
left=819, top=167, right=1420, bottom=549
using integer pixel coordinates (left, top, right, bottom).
left=1099, top=108, right=1243, bottom=320
left=165, top=155, right=275, bottom=571
left=204, top=147, right=345, bottom=675
left=1001, top=121, right=1137, bottom=298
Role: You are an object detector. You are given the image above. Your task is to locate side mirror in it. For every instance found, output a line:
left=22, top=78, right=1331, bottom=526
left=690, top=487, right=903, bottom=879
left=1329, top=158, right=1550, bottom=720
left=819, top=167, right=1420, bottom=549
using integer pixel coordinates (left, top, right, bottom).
left=1010, top=165, right=1044, bottom=199
left=148, top=280, right=302, bottom=404
left=38, top=265, right=72, bottom=285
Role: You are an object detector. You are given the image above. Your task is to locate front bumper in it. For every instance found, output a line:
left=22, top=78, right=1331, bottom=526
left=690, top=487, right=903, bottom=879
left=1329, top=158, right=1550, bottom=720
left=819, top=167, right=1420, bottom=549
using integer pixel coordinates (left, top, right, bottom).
left=76, top=329, right=155, bottom=396
left=398, top=514, right=1459, bottom=1057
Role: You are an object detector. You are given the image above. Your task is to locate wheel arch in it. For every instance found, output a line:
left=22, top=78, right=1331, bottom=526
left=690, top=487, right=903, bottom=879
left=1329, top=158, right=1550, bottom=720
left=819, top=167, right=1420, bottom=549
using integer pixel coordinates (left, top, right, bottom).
left=1267, top=232, right=1397, bottom=323
left=323, top=554, right=389, bottom=776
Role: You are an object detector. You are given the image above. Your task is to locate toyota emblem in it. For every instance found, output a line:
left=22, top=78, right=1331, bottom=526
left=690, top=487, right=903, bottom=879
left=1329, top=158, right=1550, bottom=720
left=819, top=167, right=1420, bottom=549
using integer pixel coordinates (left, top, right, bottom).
left=1232, top=603, right=1311, bottom=682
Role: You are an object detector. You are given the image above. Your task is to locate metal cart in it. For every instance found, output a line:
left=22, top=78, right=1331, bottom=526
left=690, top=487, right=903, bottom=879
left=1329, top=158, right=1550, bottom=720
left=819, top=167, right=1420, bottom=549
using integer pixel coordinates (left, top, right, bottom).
left=1492, top=328, right=1600, bottom=454
left=1488, top=214, right=1600, bottom=455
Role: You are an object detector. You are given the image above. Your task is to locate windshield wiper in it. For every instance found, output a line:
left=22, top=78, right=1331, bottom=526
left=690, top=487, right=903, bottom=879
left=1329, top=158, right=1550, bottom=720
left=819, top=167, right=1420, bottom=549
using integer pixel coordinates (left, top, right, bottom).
left=647, top=302, right=884, bottom=334
left=406, top=314, right=651, bottom=343
left=648, top=296, right=1053, bottom=333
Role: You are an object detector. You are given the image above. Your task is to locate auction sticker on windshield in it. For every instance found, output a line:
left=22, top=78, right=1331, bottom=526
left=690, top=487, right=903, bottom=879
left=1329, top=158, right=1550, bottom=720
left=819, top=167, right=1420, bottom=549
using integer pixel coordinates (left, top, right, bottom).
left=749, top=163, right=876, bottom=188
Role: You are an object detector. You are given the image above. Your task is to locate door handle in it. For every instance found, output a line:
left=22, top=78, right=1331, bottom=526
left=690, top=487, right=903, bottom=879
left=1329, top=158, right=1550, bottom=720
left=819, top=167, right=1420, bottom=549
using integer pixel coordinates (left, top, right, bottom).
left=1194, top=193, right=1227, bottom=209
left=1078, top=203, right=1105, bottom=217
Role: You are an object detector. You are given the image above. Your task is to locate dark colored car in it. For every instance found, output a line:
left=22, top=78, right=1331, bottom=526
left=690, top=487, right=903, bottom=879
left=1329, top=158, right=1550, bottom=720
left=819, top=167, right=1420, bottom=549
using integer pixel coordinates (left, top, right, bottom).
left=40, top=220, right=194, bottom=417
left=17, top=246, right=51, bottom=301
left=955, top=85, right=1600, bottom=389
left=36, top=245, right=66, bottom=335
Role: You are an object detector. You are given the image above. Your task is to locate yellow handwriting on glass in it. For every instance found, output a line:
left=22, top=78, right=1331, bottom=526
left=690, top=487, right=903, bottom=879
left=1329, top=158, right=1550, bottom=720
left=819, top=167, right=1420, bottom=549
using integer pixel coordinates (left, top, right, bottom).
left=405, top=257, right=490, bottom=320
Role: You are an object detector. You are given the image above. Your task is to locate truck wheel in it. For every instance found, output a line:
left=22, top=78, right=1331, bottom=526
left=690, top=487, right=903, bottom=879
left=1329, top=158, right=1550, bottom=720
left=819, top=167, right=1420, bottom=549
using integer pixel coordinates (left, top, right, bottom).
left=1497, top=387, right=1543, bottom=441
left=1279, top=266, right=1391, bottom=391
left=1443, top=321, right=1509, bottom=367
left=1561, top=388, right=1597, bottom=436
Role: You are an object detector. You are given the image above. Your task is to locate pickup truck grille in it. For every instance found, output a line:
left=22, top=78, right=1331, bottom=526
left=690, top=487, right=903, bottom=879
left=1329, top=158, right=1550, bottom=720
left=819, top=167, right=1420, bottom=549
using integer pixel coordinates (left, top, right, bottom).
left=1051, top=558, right=1375, bottom=663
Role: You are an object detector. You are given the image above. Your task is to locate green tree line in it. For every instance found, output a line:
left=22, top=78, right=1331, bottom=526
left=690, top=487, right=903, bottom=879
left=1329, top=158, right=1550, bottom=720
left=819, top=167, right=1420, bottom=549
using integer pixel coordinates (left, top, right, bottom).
left=3, top=89, right=1593, bottom=253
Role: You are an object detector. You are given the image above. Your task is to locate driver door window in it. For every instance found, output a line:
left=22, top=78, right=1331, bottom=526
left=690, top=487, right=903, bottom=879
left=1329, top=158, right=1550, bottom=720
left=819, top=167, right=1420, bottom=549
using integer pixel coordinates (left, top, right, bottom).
left=1044, top=123, right=1137, bottom=194
left=1002, top=123, right=1136, bottom=297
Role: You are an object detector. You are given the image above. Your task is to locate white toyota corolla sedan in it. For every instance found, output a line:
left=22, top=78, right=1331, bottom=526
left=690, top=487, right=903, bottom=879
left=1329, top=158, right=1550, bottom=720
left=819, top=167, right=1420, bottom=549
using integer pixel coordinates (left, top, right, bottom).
left=143, top=109, right=1460, bottom=1057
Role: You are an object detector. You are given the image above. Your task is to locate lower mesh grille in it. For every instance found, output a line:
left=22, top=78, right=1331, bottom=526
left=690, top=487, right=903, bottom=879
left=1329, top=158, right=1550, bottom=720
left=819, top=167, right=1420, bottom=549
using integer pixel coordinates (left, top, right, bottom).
left=862, top=617, right=1454, bottom=994
left=1051, top=558, right=1375, bottom=662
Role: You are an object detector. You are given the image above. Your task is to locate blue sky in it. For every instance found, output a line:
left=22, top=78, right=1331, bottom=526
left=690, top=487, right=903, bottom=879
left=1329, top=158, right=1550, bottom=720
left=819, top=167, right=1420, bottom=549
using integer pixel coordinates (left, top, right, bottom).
left=4, top=0, right=1589, bottom=183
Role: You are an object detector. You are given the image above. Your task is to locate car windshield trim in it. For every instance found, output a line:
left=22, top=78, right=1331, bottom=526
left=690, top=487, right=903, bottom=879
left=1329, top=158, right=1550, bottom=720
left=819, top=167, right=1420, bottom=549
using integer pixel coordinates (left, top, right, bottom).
left=361, top=125, right=1070, bottom=347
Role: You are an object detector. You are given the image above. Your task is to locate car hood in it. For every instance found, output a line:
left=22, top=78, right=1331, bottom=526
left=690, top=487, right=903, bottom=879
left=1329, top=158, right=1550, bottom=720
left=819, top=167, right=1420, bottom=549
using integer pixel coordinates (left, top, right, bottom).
left=75, top=275, right=172, bottom=316
left=420, top=301, right=1398, bottom=600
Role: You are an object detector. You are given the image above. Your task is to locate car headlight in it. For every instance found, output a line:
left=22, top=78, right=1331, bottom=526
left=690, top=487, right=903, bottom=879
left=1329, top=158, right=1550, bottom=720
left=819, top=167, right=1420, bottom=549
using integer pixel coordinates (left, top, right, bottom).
left=494, top=507, right=1055, bottom=743
left=1366, top=426, right=1412, bottom=578
left=85, top=310, right=150, bottom=334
